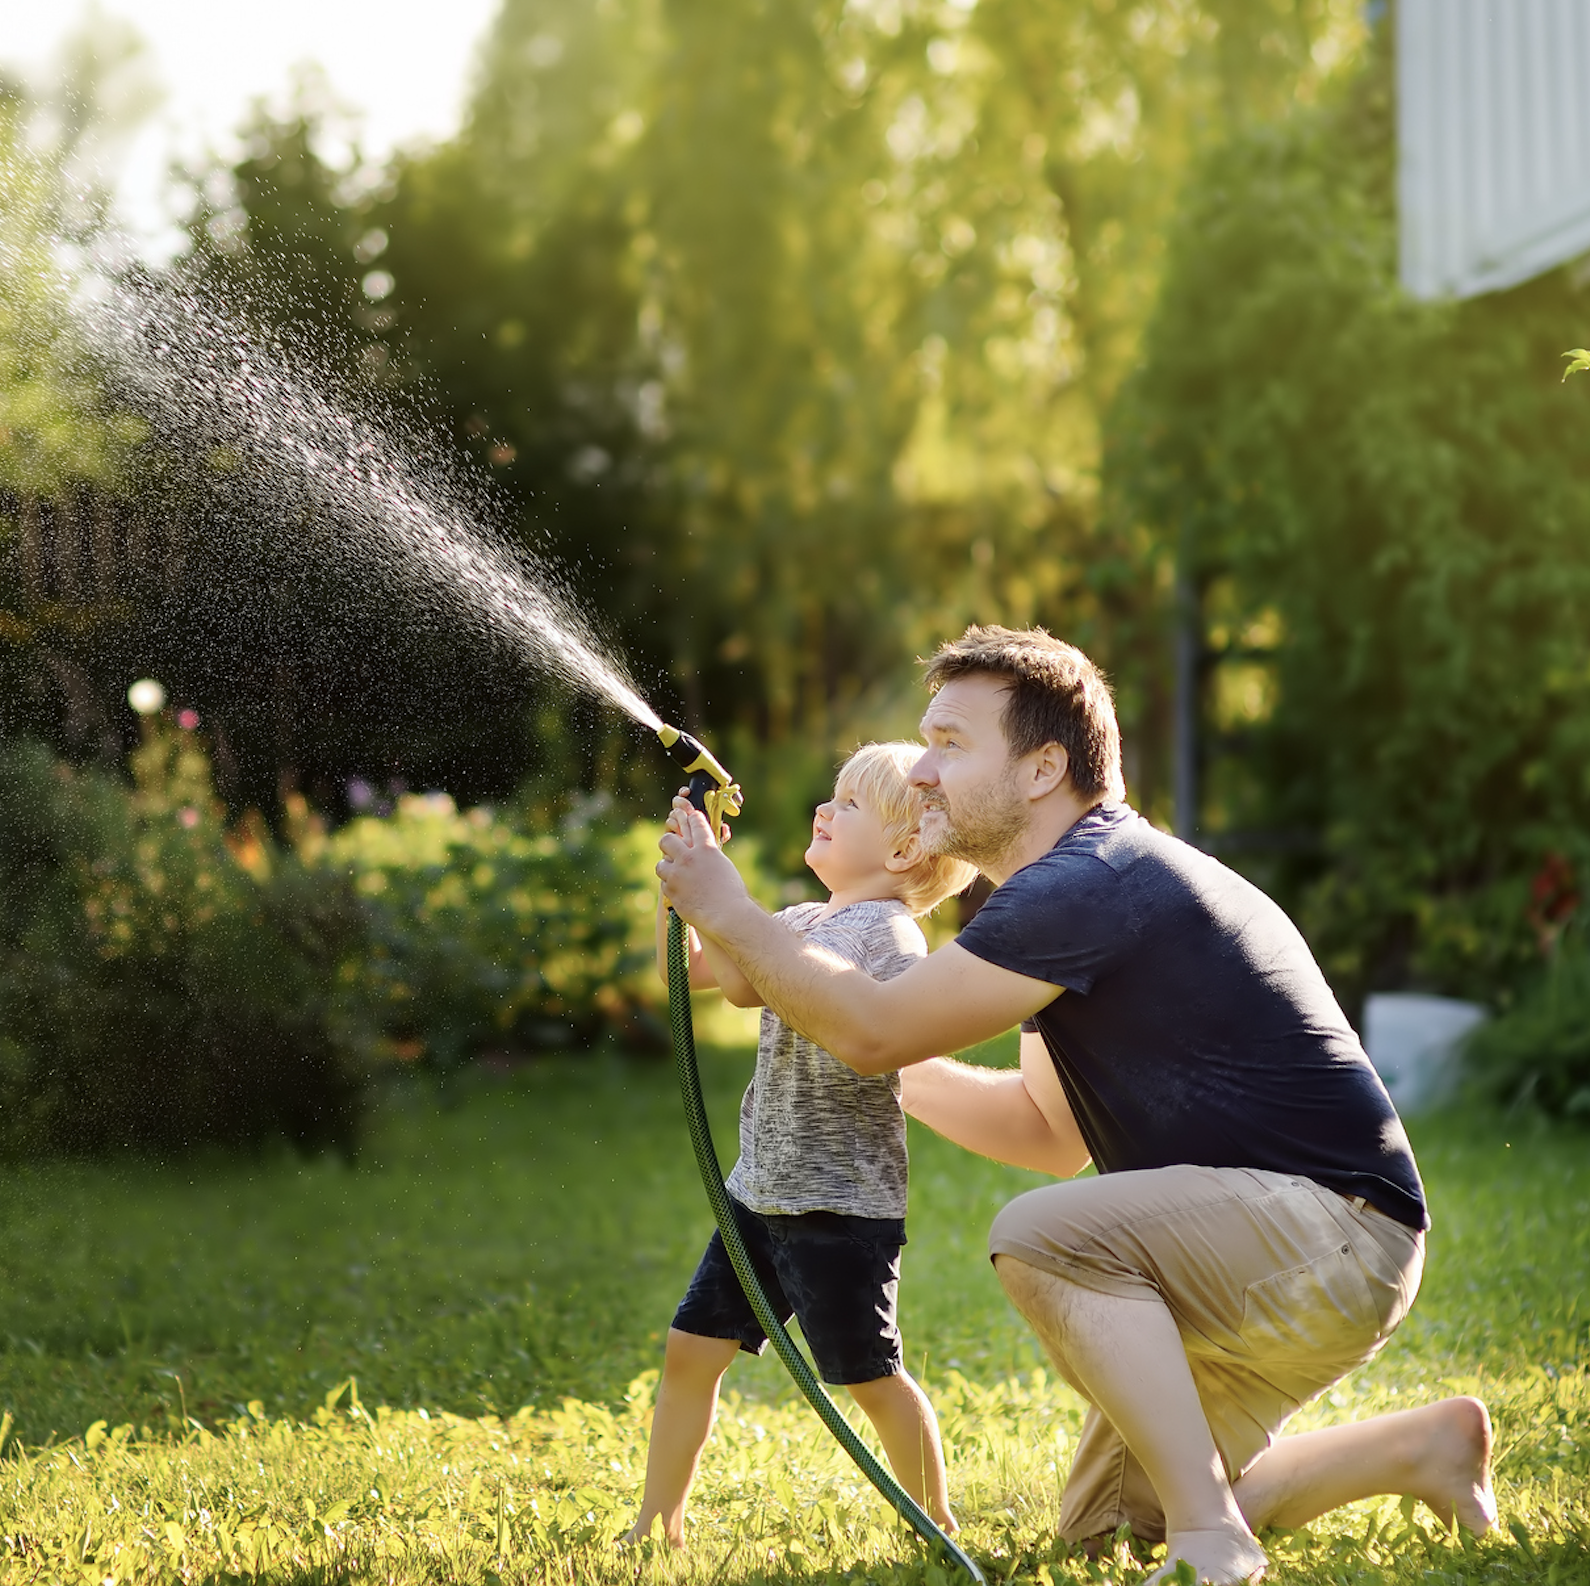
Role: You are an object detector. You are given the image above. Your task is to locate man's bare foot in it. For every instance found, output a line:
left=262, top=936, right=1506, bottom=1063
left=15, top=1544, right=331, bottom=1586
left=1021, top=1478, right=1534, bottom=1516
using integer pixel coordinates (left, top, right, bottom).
left=1409, top=1396, right=1495, bottom=1535
left=1145, top=1526, right=1268, bottom=1585
left=1234, top=1394, right=1497, bottom=1535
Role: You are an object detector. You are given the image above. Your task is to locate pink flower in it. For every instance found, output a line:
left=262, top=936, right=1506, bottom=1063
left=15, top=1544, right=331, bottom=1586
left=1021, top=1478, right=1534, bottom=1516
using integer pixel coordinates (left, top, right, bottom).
left=178, top=807, right=199, bottom=829
left=177, top=709, right=200, bottom=731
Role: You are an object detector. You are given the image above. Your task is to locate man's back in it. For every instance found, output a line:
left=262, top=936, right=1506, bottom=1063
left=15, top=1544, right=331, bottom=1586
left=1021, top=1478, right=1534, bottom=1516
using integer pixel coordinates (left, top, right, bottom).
left=957, top=803, right=1428, bottom=1229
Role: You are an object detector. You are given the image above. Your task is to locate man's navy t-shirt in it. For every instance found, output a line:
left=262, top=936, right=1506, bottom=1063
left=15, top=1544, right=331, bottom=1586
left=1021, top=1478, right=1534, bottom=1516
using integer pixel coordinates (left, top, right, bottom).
left=957, top=803, right=1428, bottom=1230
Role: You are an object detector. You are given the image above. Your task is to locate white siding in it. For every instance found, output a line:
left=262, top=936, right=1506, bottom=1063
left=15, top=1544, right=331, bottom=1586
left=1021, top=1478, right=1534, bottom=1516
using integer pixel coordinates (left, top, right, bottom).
left=1399, top=0, right=1590, bottom=299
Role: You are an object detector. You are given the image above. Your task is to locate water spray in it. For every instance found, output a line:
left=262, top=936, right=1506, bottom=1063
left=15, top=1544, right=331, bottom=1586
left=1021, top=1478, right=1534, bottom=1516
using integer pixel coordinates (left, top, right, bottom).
left=20, top=220, right=979, bottom=1570
left=655, top=723, right=985, bottom=1584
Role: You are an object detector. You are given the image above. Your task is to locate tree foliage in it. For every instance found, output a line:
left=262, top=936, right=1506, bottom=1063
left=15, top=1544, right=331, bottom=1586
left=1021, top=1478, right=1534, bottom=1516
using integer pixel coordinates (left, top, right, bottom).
left=0, top=46, right=164, bottom=773
left=0, top=85, right=147, bottom=499
left=1109, top=39, right=1590, bottom=1006
left=177, top=0, right=1368, bottom=854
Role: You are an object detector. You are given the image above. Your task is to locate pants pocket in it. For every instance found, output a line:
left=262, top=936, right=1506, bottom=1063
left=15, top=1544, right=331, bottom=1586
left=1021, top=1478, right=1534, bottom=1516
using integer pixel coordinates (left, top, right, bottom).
left=1239, top=1240, right=1379, bottom=1365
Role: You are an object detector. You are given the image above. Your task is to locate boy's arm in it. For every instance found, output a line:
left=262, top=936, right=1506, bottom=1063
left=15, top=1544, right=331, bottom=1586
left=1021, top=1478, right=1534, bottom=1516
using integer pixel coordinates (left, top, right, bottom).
left=696, top=933, right=765, bottom=1007
left=653, top=887, right=766, bottom=1006
left=654, top=890, right=721, bottom=992
left=899, top=1031, right=1090, bottom=1178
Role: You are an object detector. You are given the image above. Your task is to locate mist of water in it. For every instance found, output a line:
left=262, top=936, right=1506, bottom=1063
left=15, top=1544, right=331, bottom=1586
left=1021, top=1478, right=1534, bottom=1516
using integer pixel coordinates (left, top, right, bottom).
left=73, top=267, right=663, bottom=735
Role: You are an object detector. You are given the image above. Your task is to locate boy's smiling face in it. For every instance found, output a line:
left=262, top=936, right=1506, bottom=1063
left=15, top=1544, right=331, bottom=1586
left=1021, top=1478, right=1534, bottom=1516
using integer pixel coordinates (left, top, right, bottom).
left=804, top=776, right=905, bottom=898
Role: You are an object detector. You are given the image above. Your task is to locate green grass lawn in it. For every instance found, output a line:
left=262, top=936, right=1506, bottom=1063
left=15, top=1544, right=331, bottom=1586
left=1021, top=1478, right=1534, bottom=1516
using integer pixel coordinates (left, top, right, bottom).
left=1, top=1037, right=1587, bottom=1584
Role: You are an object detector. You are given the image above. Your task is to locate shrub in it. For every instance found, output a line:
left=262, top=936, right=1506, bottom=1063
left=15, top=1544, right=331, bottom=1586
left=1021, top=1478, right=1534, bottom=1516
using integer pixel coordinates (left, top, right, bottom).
left=1464, top=931, right=1590, bottom=1123
left=319, top=793, right=667, bottom=1068
left=0, top=727, right=737, bottom=1159
left=0, top=732, right=372, bottom=1160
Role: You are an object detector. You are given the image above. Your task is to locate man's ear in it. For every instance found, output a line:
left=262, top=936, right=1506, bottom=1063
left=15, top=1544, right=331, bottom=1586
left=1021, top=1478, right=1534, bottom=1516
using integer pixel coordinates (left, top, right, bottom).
left=1025, top=742, right=1070, bottom=801
left=885, top=832, right=923, bottom=873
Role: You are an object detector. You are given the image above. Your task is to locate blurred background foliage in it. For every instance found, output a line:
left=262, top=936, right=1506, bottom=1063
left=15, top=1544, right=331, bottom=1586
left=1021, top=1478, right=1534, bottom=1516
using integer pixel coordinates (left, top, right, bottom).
left=319, top=789, right=667, bottom=1070
left=168, top=0, right=1371, bottom=848
left=4, top=0, right=1590, bottom=1146
left=0, top=716, right=674, bottom=1161
left=0, top=726, right=367, bottom=1160
left=1109, top=36, right=1590, bottom=1015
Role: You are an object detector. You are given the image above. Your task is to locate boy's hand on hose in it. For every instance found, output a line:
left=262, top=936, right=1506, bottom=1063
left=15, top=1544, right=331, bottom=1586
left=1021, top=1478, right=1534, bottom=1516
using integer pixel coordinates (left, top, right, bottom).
left=658, top=796, right=750, bottom=930
left=665, top=789, right=731, bottom=845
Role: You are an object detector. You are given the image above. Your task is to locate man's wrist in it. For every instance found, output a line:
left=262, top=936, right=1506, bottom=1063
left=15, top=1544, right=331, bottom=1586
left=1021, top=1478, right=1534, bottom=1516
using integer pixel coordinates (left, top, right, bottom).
left=692, top=891, right=769, bottom=957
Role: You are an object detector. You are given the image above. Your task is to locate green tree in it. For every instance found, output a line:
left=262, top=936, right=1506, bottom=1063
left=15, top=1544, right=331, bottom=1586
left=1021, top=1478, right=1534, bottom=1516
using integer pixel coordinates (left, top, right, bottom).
left=0, top=82, right=148, bottom=499
left=180, top=1, right=1372, bottom=855
left=0, top=31, right=159, bottom=761
left=417, top=0, right=1370, bottom=851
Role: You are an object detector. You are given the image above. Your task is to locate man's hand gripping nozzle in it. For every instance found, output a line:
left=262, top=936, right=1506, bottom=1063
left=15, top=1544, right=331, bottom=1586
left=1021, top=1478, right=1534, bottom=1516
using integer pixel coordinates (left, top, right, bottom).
left=657, top=724, right=743, bottom=836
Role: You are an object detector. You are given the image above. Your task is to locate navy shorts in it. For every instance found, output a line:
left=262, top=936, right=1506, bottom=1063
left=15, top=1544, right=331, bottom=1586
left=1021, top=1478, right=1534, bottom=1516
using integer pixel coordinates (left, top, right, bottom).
left=672, top=1196, right=907, bottom=1385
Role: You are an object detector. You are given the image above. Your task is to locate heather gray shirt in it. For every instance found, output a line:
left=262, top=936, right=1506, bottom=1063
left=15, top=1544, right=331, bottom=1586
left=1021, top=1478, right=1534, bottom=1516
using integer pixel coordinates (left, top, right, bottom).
left=724, top=899, right=925, bottom=1218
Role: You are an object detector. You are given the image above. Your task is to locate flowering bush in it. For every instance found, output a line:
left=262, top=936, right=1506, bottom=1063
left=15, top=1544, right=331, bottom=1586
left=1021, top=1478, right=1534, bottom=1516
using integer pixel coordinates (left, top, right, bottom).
left=0, top=726, right=689, bottom=1160
left=0, top=731, right=370, bottom=1160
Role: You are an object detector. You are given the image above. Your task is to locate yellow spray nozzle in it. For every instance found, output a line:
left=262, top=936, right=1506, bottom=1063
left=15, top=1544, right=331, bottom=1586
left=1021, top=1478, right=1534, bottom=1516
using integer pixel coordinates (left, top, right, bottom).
left=657, top=723, right=743, bottom=831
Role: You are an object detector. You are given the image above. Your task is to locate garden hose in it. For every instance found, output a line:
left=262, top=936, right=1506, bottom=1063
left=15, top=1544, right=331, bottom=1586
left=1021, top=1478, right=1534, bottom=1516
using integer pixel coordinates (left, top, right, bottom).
left=659, top=726, right=985, bottom=1583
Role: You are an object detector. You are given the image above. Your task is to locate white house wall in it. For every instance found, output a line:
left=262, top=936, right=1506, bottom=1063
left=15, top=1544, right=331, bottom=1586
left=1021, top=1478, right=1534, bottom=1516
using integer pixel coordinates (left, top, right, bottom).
left=1399, top=0, right=1590, bottom=299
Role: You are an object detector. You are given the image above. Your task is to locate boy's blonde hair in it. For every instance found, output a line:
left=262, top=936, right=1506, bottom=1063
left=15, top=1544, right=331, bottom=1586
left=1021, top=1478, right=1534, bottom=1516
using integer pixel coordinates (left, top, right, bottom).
left=835, top=742, right=979, bottom=916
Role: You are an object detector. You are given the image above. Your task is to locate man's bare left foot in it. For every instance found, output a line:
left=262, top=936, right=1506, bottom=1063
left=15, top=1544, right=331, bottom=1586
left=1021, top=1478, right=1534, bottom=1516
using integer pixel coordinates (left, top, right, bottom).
left=1145, top=1525, right=1268, bottom=1585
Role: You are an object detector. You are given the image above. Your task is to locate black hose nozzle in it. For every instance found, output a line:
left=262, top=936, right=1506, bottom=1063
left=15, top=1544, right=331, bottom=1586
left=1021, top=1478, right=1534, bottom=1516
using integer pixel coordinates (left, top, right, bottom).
left=657, top=723, right=743, bottom=832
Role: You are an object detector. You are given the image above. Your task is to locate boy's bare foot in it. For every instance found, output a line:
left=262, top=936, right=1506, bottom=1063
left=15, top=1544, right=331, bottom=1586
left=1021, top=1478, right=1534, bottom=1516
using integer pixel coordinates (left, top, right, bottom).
left=617, top=1517, right=684, bottom=1550
left=1407, top=1396, right=1495, bottom=1534
left=1145, top=1525, right=1268, bottom=1585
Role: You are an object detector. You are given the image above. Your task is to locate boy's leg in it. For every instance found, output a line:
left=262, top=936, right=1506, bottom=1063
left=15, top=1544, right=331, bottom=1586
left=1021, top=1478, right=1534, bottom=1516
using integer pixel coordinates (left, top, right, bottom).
left=763, top=1211, right=960, bottom=1529
left=625, top=1328, right=742, bottom=1547
left=847, top=1371, right=958, bottom=1532
left=626, top=1203, right=795, bottom=1547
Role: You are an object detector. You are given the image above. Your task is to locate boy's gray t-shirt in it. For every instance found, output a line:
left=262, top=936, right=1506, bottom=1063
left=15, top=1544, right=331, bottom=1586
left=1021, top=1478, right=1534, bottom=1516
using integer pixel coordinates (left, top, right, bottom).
left=725, top=898, right=924, bottom=1219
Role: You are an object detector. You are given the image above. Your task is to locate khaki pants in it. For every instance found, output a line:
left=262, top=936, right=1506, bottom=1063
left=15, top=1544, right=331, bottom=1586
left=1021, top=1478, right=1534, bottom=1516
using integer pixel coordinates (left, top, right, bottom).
left=989, top=1165, right=1424, bottom=1544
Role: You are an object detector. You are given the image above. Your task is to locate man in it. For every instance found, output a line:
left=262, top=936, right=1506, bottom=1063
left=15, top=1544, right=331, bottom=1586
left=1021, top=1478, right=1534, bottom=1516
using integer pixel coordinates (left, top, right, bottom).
left=657, top=625, right=1495, bottom=1585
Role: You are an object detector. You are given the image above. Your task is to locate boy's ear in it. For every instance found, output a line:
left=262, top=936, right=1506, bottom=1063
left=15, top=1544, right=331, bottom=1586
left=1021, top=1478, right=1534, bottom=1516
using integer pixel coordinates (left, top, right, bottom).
left=885, top=832, right=923, bottom=873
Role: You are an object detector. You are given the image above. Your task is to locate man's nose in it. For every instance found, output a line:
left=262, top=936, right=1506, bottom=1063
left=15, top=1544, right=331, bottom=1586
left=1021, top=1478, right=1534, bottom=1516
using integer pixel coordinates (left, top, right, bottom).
left=910, top=752, right=936, bottom=787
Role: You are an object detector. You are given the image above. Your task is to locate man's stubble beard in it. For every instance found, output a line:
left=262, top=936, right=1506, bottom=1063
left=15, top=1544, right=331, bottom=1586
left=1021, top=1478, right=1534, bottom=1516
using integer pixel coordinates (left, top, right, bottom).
left=921, top=768, right=1030, bottom=874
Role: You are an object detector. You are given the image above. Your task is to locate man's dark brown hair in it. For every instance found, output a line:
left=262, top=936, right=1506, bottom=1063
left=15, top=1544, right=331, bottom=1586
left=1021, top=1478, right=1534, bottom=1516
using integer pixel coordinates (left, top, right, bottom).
left=922, top=625, right=1125, bottom=801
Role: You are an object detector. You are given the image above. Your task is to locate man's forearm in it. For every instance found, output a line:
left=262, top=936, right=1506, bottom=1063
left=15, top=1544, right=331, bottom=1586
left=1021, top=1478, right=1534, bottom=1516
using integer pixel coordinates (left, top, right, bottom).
left=658, top=800, right=1055, bottom=1069
left=690, top=896, right=904, bottom=1066
left=901, top=1057, right=1083, bottom=1176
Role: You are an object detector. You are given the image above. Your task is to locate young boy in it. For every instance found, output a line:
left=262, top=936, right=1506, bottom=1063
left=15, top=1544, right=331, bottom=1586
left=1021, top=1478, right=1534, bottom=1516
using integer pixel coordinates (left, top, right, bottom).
left=626, top=742, right=977, bottom=1549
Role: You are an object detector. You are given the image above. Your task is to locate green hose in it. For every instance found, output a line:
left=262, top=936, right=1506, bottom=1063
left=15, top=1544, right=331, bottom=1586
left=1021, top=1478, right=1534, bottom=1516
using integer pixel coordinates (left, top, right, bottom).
left=666, top=907, right=985, bottom=1583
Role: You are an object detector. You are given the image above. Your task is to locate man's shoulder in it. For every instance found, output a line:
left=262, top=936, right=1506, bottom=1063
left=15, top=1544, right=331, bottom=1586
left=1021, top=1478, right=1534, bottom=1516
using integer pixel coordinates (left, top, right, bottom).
left=998, top=805, right=1154, bottom=898
left=955, top=810, right=1146, bottom=992
left=986, top=801, right=1309, bottom=965
left=1015, top=803, right=1225, bottom=902
left=1051, top=802, right=1175, bottom=867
